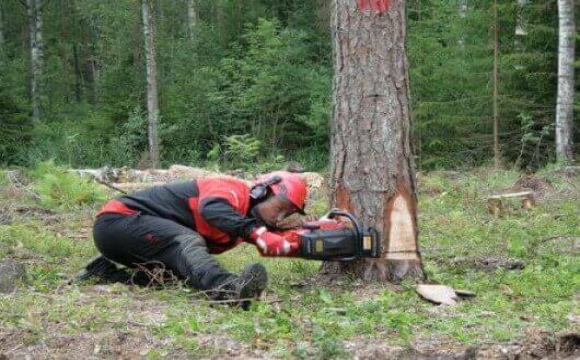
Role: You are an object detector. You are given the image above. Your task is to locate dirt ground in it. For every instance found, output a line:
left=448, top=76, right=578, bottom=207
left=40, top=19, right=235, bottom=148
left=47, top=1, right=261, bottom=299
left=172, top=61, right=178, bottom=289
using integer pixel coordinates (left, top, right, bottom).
left=1, top=168, right=579, bottom=359
left=1, top=290, right=578, bottom=359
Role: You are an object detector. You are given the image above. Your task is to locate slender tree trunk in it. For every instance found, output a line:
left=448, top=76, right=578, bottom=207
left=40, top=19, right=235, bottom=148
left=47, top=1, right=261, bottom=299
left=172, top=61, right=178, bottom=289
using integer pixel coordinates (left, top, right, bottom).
left=493, top=0, right=500, bottom=168
left=515, top=0, right=528, bottom=37
left=0, top=2, right=5, bottom=46
left=556, top=0, right=575, bottom=162
left=72, top=42, right=82, bottom=102
left=216, top=0, right=227, bottom=48
left=142, top=0, right=160, bottom=168
left=88, top=16, right=100, bottom=103
left=458, top=0, right=467, bottom=50
left=26, top=0, right=44, bottom=123
left=187, top=0, right=197, bottom=42
left=320, top=0, right=424, bottom=283
left=513, top=0, right=528, bottom=71
left=68, top=0, right=83, bottom=103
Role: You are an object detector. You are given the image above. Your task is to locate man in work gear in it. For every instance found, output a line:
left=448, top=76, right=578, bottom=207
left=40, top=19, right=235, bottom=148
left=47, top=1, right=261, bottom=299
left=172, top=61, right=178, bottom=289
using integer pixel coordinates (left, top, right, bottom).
left=86, top=171, right=308, bottom=309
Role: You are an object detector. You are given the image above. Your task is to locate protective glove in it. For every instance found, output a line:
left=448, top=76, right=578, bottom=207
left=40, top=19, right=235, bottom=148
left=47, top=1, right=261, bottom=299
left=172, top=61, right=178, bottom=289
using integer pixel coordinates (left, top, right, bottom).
left=250, top=227, right=300, bottom=257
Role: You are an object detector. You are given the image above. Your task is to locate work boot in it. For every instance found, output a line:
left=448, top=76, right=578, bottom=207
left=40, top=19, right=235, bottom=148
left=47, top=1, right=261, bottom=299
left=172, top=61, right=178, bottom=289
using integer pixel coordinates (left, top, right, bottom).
left=218, top=263, right=268, bottom=310
left=70, top=256, right=135, bottom=285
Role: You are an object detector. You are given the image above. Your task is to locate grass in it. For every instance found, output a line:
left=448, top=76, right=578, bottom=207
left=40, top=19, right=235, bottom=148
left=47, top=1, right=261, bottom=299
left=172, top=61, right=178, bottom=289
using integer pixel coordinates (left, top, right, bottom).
left=0, top=166, right=578, bottom=358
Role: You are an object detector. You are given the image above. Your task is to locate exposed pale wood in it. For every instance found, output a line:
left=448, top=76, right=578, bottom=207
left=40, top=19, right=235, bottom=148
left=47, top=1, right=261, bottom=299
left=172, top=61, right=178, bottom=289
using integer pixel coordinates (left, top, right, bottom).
left=386, top=194, right=418, bottom=260
left=416, top=285, right=458, bottom=306
left=488, top=191, right=534, bottom=199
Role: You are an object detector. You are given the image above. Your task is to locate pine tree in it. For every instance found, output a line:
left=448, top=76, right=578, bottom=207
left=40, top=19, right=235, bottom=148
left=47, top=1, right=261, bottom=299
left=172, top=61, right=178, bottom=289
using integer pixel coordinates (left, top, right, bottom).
left=321, top=0, right=424, bottom=283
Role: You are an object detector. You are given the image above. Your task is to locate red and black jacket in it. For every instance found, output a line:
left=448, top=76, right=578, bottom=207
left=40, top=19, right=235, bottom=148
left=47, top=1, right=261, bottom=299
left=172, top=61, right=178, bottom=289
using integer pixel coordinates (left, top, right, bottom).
left=97, top=178, right=258, bottom=254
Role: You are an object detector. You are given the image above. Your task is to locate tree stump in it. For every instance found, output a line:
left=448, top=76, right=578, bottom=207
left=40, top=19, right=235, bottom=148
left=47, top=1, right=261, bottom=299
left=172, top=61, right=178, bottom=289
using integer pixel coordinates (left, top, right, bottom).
left=0, top=259, right=27, bottom=293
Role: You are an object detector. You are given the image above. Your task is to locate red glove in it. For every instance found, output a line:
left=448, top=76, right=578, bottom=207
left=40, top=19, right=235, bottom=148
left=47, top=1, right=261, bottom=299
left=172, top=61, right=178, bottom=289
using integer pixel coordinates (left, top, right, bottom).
left=250, top=227, right=300, bottom=257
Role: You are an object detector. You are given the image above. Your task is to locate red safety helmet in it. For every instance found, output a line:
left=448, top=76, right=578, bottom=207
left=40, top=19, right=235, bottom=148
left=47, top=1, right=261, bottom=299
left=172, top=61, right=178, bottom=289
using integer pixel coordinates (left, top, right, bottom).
left=254, top=171, right=308, bottom=214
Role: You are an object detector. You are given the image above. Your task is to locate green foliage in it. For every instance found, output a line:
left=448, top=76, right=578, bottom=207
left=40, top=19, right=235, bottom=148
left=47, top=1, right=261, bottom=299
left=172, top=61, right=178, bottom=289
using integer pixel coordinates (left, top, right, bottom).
left=205, top=18, right=331, bottom=151
left=29, top=160, right=106, bottom=210
left=515, top=113, right=554, bottom=170
left=0, top=93, right=32, bottom=165
left=0, top=50, right=32, bottom=165
left=224, top=134, right=262, bottom=163
left=0, top=0, right=576, bottom=170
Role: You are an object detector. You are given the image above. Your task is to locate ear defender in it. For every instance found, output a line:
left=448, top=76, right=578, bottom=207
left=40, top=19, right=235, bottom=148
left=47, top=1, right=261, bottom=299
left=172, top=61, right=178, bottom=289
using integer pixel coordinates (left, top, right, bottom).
left=250, top=175, right=282, bottom=201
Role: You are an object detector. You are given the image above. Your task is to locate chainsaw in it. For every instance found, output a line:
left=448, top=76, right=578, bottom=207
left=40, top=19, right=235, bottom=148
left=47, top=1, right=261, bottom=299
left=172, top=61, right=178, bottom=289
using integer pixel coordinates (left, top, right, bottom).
left=283, top=209, right=382, bottom=261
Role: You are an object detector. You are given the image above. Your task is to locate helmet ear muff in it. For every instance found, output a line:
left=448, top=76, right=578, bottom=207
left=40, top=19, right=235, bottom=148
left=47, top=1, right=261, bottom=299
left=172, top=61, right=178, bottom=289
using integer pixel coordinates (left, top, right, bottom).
left=250, top=175, right=282, bottom=201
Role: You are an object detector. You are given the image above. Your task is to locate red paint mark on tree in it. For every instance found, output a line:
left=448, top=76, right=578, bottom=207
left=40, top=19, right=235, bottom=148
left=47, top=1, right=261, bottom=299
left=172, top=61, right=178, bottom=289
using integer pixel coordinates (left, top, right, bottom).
left=357, top=0, right=391, bottom=13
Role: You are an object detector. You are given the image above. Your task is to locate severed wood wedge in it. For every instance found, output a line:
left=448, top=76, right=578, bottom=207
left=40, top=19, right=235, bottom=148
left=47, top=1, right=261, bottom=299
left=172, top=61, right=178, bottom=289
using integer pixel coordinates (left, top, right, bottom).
left=415, top=285, right=476, bottom=306
left=454, top=289, right=477, bottom=298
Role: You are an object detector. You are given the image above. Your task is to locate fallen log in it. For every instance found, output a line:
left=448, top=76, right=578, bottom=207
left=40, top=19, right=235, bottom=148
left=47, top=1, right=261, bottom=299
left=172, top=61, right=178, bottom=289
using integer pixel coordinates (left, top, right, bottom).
left=487, top=191, right=535, bottom=215
left=111, top=182, right=168, bottom=192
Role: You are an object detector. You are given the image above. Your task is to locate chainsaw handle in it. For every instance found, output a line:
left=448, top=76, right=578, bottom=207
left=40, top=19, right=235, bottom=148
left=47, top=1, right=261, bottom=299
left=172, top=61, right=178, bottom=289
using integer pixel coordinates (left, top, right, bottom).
left=326, top=209, right=363, bottom=245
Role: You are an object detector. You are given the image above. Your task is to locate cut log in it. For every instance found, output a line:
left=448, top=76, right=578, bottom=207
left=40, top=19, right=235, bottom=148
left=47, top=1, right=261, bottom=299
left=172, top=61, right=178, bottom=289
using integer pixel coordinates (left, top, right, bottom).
left=112, top=182, right=168, bottom=192
left=487, top=191, right=535, bottom=215
left=488, top=191, right=535, bottom=199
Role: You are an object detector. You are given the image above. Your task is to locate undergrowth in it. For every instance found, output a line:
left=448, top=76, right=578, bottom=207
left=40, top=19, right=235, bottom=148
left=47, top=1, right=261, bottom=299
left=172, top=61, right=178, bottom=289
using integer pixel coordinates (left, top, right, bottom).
left=0, top=166, right=578, bottom=358
left=27, top=160, right=107, bottom=210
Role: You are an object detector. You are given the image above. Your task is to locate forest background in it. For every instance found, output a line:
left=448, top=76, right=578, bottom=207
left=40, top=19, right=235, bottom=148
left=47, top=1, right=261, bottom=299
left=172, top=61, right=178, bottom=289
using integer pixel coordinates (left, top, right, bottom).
left=0, top=0, right=578, bottom=172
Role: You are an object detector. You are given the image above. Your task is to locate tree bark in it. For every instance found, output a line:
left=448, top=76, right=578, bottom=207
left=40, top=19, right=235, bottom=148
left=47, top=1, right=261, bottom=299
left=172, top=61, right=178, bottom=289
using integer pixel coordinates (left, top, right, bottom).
left=142, top=0, right=160, bottom=168
left=0, top=2, right=5, bottom=46
left=67, top=0, right=83, bottom=103
left=26, top=0, right=44, bottom=123
left=556, top=0, right=575, bottom=162
left=515, top=0, right=528, bottom=37
left=320, top=0, right=424, bottom=284
left=458, top=0, right=467, bottom=49
left=88, top=16, right=100, bottom=103
left=493, top=0, right=500, bottom=168
left=187, top=0, right=197, bottom=42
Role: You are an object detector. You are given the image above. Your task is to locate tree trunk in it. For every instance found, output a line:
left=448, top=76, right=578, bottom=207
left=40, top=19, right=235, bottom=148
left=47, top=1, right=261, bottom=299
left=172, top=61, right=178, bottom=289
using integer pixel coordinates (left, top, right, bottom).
left=67, top=0, right=83, bottom=103
left=493, top=0, right=500, bottom=168
left=320, top=0, right=424, bottom=284
left=142, top=0, right=160, bottom=168
left=26, top=0, right=44, bottom=123
left=72, top=42, right=82, bottom=102
left=458, top=0, right=467, bottom=49
left=556, top=0, right=575, bottom=162
left=515, top=0, right=528, bottom=37
left=187, top=0, right=197, bottom=42
left=88, top=16, right=100, bottom=103
left=0, top=2, right=5, bottom=46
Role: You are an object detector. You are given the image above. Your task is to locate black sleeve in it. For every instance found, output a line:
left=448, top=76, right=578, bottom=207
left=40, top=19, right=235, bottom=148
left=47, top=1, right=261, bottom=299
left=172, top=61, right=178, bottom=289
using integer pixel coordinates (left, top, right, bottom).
left=199, top=197, right=259, bottom=240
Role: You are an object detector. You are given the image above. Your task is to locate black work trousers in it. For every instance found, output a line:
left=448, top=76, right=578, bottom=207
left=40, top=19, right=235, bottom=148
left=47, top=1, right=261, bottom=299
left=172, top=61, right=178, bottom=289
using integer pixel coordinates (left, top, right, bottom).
left=93, top=213, right=235, bottom=290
